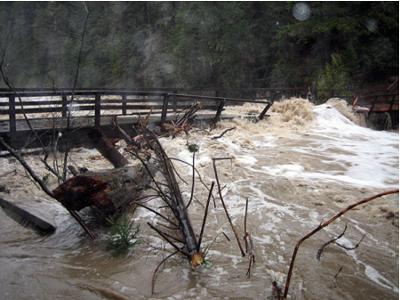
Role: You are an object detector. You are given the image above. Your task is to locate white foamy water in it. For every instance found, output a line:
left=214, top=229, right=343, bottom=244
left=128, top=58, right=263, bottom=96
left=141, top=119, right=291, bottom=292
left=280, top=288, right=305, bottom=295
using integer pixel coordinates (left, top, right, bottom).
left=260, top=104, right=399, bottom=188
left=0, top=98, right=398, bottom=300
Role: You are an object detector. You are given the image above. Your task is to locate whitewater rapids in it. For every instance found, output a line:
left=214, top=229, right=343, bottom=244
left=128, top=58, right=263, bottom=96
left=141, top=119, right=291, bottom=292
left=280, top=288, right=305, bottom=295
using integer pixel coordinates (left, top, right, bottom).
left=0, top=98, right=398, bottom=299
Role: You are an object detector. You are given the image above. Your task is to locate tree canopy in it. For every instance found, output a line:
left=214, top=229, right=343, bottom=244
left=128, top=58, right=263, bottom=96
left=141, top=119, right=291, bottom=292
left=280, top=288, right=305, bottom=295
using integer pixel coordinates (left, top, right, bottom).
left=0, top=2, right=398, bottom=94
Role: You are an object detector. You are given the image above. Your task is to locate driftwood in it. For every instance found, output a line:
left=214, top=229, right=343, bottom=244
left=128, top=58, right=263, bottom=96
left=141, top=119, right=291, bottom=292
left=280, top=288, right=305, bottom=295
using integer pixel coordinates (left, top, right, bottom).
left=87, top=128, right=129, bottom=168
left=52, top=163, right=152, bottom=217
left=0, top=197, right=56, bottom=234
left=142, top=130, right=202, bottom=265
left=211, top=127, right=236, bottom=140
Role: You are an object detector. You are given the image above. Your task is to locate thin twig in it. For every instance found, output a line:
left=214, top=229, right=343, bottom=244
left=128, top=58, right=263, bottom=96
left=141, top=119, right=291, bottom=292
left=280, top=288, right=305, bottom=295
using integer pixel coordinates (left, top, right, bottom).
left=213, top=158, right=245, bottom=257
left=135, top=202, right=178, bottom=227
left=62, top=5, right=90, bottom=180
left=244, top=197, right=249, bottom=234
left=222, top=231, right=231, bottom=241
left=0, top=137, right=53, bottom=198
left=151, top=251, right=178, bottom=295
left=334, top=266, right=343, bottom=281
left=147, top=222, right=189, bottom=258
left=282, top=189, right=399, bottom=299
left=0, top=138, right=95, bottom=240
left=336, top=234, right=366, bottom=250
left=197, top=181, right=215, bottom=252
left=185, top=151, right=196, bottom=209
left=169, top=157, right=217, bottom=205
left=316, top=223, right=348, bottom=261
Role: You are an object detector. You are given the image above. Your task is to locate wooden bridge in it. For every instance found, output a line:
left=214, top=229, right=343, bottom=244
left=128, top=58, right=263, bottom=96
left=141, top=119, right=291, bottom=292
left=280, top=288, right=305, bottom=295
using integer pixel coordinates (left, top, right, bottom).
left=0, top=88, right=272, bottom=149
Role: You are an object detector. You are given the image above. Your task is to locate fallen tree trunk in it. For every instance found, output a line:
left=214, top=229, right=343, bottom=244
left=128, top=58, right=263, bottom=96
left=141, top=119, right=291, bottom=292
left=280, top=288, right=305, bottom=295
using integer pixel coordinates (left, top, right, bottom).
left=87, top=128, right=128, bottom=168
left=52, top=161, right=153, bottom=217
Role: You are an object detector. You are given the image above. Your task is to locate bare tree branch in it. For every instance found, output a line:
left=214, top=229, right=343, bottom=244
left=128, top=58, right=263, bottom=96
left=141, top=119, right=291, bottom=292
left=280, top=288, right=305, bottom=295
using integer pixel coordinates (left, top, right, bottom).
left=282, top=189, right=399, bottom=299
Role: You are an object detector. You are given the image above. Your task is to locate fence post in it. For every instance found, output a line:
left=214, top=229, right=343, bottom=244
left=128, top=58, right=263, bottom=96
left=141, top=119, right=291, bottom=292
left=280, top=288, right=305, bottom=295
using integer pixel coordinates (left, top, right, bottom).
left=62, top=95, right=67, bottom=117
left=9, top=95, right=16, bottom=136
left=389, top=94, right=395, bottom=111
left=160, top=93, right=169, bottom=126
left=172, top=90, right=177, bottom=112
left=95, top=93, right=101, bottom=127
left=368, top=96, right=377, bottom=116
left=122, top=94, right=127, bottom=115
left=213, top=99, right=225, bottom=124
left=258, top=101, right=273, bottom=120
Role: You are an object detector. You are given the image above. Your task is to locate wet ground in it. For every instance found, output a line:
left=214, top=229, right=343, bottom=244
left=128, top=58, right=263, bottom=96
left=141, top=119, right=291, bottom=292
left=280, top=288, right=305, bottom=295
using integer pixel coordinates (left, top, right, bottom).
left=0, top=98, right=398, bottom=299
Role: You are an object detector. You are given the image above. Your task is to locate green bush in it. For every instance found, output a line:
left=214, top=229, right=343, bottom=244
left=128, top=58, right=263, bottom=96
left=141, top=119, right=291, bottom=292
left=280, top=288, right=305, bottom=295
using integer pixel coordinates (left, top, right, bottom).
left=317, top=54, right=352, bottom=103
left=106, top=216, right=140, bottom=255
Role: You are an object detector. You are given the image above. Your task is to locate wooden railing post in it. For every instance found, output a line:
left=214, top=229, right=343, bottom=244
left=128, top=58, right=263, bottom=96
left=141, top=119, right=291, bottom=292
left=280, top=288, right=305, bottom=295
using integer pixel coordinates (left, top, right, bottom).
left=9, top=95, right=16, bottom=136
left=160, top=93, right=169, bottom=126
left=258, top=101, right=273, bottom=120
left=213, top=99, right=225, bottom=124
left=369, top=96, right=377, bottom=116
left=95, top=93, right=101, bottom=127
left=389, top=94, right=395, bottom=111
left=122, top=95, right=127, bottom=115
left=172, top=90, right=177, bottom=112
left=61, top=95, right=67, bottom=117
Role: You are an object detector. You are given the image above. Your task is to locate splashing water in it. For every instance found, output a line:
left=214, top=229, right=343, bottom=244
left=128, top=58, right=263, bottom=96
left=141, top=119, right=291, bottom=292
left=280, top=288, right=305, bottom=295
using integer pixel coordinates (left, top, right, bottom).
left=0, top=98, right=398, bottom=299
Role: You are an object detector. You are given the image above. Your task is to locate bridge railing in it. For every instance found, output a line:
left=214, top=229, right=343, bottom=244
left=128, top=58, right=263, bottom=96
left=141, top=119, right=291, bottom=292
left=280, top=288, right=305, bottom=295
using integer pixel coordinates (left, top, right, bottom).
left=0, top=89, right=272, bottom=135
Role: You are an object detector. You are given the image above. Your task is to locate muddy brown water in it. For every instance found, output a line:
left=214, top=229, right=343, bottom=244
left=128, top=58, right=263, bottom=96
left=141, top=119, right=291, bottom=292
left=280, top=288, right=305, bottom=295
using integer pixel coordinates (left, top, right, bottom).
left=0, top=99, right=398, bottom=299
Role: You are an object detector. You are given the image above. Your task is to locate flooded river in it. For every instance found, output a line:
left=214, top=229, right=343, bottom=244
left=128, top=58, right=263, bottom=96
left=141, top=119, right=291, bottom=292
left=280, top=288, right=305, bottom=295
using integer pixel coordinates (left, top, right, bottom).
left=0, top=99, right=398, bottom=299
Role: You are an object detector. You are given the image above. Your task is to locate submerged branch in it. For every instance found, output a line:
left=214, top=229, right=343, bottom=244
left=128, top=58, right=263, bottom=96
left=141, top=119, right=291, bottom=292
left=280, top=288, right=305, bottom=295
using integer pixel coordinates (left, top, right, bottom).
left=316, top=223, right=348, bottom=261
left=282, top=189, right=399, bottom=299
left=211, top=127, right=236, bottom=140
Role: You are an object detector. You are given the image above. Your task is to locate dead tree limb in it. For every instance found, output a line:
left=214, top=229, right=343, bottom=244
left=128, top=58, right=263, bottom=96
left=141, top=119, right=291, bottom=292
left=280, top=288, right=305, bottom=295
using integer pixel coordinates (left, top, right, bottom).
left=147, top=222, right=189, bottom=258
left=185, top=151, right=196, bottom=209
left=245, top=232, right=255, bottom=279
left=211, top=127, right=236, bottom=140
left=134, top=202, right=178, bottom=227
left=151, top=251, right=178, bottom=295
left=87, top=128, right=129, bottom=168
left=316, top=223, right=347, bottom=261
left=0, top=137, right=53, bottom=198
left=282, top=189, right=399, bottom=299
left=197, top=181, right=215, bottom=252
left=169, top=157, right=217, bottom=206
left=62, top=4, right=90, bottom=179
left=212, top=158, right=245, bottom=257
left=333, top=266, right=343, bottom=283
left=336, top=234, right=366, bottom=250
left=0, top=137, right=95, bottom=239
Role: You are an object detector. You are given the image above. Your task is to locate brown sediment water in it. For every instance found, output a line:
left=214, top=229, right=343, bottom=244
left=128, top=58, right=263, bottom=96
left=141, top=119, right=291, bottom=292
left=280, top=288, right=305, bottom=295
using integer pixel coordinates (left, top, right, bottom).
left=0, top=98, right=398, bottom=299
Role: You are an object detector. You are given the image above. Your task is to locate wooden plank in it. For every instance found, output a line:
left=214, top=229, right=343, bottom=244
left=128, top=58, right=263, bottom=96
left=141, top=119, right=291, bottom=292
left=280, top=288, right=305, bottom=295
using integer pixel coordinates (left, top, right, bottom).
left=124, top=98, right=163, bottom=103
left=9, top=95, right=16, bottom=135
left=95, top=93, right=101, bottom=127
left=0, top=90, right=170, bottom=98
left=0, top=104, right=220, bottom=115
left=0, top=197, right=56, bottom=234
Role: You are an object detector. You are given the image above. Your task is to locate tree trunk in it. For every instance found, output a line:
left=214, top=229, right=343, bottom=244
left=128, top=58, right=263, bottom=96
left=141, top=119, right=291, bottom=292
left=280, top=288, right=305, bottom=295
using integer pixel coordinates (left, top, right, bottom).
left=87, top=128, right=129, bottom=168
left=52, top=161, right=153, bottom=217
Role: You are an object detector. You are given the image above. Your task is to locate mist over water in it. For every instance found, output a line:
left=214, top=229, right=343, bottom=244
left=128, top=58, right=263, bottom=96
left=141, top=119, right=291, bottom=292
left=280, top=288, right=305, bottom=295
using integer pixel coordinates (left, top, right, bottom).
left=0, top=99, right=398, bottom=299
